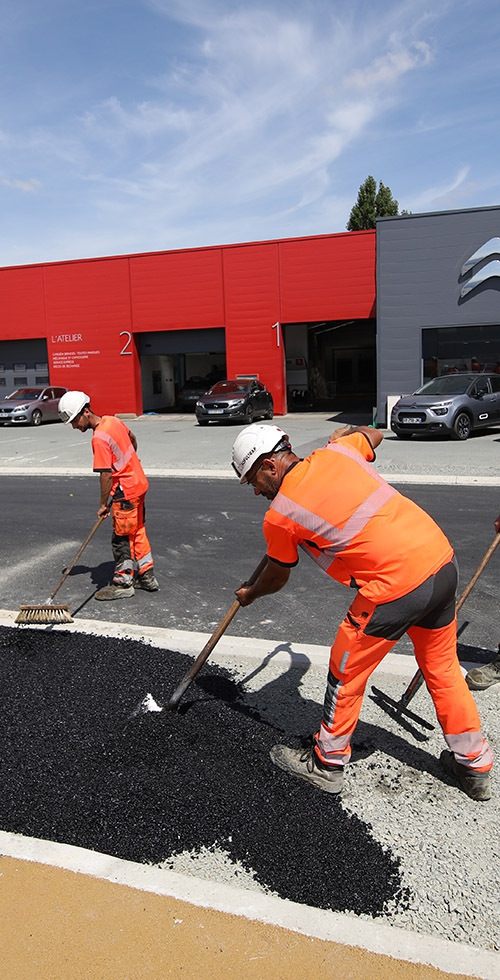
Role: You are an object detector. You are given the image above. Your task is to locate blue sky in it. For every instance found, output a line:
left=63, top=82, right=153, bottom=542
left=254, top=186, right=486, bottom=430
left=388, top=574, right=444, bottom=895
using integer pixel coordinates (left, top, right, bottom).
left=1, top=0, right=500, bottom=266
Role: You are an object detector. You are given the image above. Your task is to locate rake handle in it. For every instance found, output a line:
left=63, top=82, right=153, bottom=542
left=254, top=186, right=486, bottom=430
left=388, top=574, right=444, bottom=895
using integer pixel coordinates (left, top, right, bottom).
left=400, top=533, right=500, bottom=707
left=166, top=554, right=269, bottom=710
left=49, top=515, right=106, bottom=601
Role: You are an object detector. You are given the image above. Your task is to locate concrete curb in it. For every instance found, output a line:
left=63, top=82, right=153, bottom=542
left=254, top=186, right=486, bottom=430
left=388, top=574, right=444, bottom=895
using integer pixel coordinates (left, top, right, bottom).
left=2, top=467, right=500, bottom=485
left=0, top=830, right=498, bottom=980
left=0, top=609, right=477, bottom=676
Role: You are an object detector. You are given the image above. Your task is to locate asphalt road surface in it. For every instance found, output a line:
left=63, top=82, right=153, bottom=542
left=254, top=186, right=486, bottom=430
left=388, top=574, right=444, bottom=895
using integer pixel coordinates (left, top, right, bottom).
left=2, top=475, right=499, bottom=661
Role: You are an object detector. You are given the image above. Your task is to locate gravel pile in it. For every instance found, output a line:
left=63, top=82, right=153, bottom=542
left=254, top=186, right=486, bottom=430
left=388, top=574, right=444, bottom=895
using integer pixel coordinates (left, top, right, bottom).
left=0, top=625, right=498, bottom=951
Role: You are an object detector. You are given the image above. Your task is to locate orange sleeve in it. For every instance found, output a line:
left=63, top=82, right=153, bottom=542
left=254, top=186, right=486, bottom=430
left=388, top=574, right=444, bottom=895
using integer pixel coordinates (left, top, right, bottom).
left=340, top=431, right=376, bottom=461
left=91, top=432, right=112, bottom=472
left=263, top=511, right=300, bottom=566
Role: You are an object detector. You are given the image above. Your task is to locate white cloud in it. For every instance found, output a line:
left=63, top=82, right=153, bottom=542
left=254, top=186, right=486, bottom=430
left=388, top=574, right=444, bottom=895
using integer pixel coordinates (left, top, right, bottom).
left=0, top=0, right=498, bottom=264
left=1, top=176, right=41, bottom=192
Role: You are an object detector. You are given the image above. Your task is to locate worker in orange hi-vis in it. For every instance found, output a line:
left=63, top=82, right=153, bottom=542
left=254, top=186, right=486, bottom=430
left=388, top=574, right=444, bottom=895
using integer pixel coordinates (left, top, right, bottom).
left=231, top=422, right=494, bottom=802
left=58, top=390, right=159, bottom=601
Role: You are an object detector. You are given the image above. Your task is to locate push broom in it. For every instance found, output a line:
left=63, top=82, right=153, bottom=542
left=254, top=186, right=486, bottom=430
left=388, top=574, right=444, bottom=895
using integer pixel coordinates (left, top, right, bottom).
left=15, top=515, right=106, bottom=625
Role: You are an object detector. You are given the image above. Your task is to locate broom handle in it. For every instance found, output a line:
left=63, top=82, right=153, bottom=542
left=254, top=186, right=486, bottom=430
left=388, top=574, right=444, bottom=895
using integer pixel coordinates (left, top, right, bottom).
left=400, top=533, right=500, bottom=707
left=166, top=554, right=269, bottom=708
left=49, top=515, right=107, bottom=601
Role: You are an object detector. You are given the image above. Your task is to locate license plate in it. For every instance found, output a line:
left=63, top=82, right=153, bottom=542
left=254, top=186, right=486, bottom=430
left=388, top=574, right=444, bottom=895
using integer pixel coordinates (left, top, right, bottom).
left=401, top=416, right=422, bottom=424
left=208, top=408, right=224, bottom=415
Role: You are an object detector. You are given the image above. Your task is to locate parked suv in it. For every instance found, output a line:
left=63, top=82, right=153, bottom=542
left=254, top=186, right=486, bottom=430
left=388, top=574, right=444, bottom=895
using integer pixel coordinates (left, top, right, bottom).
left=391, top=373, right=500, bottom=440
left=0, top=386, right=68, bottom=426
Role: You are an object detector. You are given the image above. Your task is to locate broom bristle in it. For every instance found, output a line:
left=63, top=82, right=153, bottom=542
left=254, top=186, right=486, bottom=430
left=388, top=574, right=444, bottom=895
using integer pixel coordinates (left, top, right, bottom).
left=15, top=605, right=73, bottom=625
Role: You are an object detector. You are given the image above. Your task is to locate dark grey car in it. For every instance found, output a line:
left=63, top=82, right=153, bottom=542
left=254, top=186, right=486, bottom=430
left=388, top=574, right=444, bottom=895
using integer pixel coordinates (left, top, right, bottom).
left=195, top=379, right=274, bottom=426
left=391, top=373, right=500, bottom=440
left=0, top=386, right=68, bottom=426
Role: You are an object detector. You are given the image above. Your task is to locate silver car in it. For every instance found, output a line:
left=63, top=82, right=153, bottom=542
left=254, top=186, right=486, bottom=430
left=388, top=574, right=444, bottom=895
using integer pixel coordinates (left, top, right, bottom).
left=0, top=386, right=68, bottom=426
left=391, top=373, right=500, bottom=441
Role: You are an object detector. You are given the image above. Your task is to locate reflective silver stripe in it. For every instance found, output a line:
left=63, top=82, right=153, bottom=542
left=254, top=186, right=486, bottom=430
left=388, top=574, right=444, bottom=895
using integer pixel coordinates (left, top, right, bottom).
left=322, top=671, right=342, bottom=728
left=115, top=560, right=135, bottom=572
left=325, top=440, right=387, bottom=478
left=137, top=552, right=153, bottom=569
left=446, top=732, right=495, bottom=770
left=316, top=727, right=351, bottom=766
left=273, top=481, right=397, bottom=572
left=93, top=428, right=135, bottom=473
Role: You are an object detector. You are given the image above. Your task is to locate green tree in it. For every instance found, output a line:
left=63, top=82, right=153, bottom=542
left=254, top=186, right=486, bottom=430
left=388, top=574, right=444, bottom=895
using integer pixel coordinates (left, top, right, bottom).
left=346, top=175, right=399, bottom=230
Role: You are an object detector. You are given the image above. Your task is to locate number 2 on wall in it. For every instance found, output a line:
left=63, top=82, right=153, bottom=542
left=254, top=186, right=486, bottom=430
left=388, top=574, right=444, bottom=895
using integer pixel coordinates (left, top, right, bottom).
left=119, top=331, right=132, bottom=355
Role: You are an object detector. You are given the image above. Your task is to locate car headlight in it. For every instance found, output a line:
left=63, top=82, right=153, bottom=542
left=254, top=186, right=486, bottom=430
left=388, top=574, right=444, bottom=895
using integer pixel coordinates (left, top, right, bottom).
left=230, top=398, right=245, bottom=406
left=431, top=406, right=449, bottom=416
left=13, top=404, right=30, bottom=412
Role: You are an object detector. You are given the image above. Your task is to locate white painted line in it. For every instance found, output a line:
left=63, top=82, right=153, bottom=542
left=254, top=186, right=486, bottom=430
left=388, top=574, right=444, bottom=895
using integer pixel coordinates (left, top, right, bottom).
left=0, top=831, right=497, bottom=979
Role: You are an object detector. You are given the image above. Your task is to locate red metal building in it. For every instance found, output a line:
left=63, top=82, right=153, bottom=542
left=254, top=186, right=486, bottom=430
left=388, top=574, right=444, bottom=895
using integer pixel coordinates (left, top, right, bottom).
left=0, top=230, right=376, bottom=417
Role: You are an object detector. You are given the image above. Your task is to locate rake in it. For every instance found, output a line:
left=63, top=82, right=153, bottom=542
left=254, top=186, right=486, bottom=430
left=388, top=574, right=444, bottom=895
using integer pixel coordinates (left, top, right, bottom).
left=15, top=515, right=106, bottom=625
left=165, top=555, right=268, bottom=711
left=372, top=533, right=500, bottom=723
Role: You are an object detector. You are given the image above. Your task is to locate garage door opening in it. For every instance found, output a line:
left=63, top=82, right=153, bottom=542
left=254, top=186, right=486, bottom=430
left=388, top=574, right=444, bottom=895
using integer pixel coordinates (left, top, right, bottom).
left=138, top=330, right=226, bottom=413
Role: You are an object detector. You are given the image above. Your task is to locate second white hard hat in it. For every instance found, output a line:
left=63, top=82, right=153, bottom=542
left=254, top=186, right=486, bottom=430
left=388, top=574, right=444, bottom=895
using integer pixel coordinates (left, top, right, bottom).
left=231, top=423, right=291, bottom=483
left=58, top=390, right=91, bottom=424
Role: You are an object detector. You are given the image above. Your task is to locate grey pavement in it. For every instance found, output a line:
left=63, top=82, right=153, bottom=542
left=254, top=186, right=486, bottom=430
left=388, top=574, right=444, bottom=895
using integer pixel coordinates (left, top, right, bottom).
left=1, top=409, right=500, bottom=482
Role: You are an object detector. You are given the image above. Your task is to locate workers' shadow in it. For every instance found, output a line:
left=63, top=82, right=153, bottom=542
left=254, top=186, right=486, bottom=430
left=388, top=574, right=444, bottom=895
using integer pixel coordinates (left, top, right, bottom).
left=458, top=639, right=498, bottom=665
left=197, top=641, right=442, bottom=780
left=63, top=561, right=115, bottom=588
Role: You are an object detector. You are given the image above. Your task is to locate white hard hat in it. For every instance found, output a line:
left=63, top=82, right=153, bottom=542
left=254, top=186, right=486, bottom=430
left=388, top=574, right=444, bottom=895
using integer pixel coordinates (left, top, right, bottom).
left=232, top=424, right=291, bottom=483
left=58, top=390, right=91, bottom=423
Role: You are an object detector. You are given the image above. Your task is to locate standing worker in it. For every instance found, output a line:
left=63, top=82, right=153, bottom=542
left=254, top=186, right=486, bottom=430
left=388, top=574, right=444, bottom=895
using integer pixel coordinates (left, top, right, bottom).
left=231, top=423, right=494, bottom=801
left=58, top=390, right=159, bottom=600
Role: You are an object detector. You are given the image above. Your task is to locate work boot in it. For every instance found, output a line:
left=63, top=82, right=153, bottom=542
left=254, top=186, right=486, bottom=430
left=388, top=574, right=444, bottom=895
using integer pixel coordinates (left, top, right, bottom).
left=270, top=742, right=344, bottom=794
left=440, top=750, right=491, bottom=801
left=466, top=651, right=500, bottom=690
left=134, top=571, right=159, bottom=592
left=94, top=583, right=135, bottom=601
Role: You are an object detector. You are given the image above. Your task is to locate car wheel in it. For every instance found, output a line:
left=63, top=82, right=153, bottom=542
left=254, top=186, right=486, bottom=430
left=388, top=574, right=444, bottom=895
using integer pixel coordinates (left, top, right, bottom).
left=30, top=409, right=43, bottom=426
left=451, top=412, right=472, bottom=441
left=265, top=404, right=274, bottom=420
left=245, top=404, right=254, bottom=423
left=394, top=431, right=413, bottom=440
left=197, top=419, right=209, bottom=427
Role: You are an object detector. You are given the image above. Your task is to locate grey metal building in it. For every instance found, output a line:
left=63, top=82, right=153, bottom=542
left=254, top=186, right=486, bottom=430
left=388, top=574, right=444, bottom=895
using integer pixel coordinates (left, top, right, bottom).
left=376, top=205, right=500, bottom=425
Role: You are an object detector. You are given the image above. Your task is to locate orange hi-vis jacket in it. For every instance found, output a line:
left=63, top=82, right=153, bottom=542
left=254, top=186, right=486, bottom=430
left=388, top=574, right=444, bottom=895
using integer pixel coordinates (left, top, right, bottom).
left=91, top=416, right=149, bottom=501
left=264, top=432, right=453, bottom=605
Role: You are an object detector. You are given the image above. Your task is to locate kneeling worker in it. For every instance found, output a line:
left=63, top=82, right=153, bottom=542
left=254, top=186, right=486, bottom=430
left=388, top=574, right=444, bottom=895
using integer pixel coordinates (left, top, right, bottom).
left=58, top=390, right=158, bottom=600
left=232, top=423, right=494, bottom=801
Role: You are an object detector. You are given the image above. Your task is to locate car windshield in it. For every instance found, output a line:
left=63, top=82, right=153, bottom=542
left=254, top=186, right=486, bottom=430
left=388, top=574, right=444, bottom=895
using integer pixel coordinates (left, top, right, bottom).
left=6, top=388, right=42, bottom=400
left=413, top=376, right=475, bottom=396
left=209, top=381, right=248, bottom=394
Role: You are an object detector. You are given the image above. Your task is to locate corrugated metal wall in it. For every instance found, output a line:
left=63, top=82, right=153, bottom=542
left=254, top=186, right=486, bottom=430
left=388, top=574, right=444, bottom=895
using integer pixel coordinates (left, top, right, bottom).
left=376, top=206, right=500, bottom=424
left=0, top=231, right=376, bottom=416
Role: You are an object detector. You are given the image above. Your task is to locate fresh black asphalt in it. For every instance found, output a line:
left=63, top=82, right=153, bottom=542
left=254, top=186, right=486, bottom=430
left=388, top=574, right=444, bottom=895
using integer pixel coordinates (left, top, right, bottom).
left=0, top=625, right=407, bottom=916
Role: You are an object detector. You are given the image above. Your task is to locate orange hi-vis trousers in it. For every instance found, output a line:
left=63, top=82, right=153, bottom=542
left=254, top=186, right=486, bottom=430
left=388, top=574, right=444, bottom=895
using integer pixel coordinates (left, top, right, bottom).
left=110, top=494, right=154, bottom=586
left=315, top=560, right=494, bottom=774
